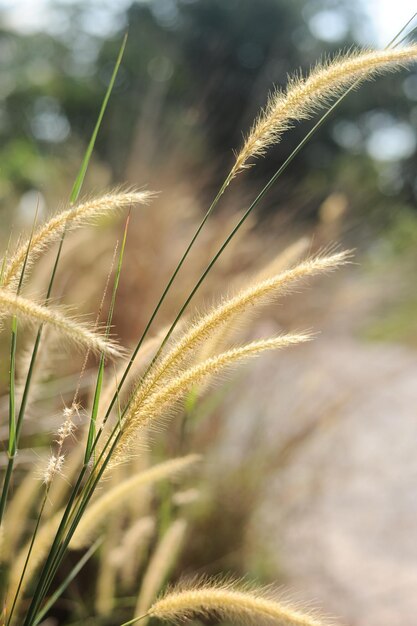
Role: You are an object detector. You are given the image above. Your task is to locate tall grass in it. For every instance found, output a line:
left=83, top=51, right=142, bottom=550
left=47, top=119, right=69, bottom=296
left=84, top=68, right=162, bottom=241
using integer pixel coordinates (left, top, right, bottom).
left=0, top=22, right=416, bottom=626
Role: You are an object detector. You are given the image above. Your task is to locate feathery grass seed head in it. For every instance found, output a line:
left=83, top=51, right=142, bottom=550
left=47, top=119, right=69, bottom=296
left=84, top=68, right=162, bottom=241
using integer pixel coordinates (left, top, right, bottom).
left=115, top=334, right=312, bottom=463
left=149, top=578, right=327, bottom=626
left=0, top=289, right=122, bottom=358
left=42, top=454, right=65, bottom=485
left=1, top=190, right=153, bottom=290
left=121, top=251, right=349, bottom=436
left=232, top=45, right=417, bottom=177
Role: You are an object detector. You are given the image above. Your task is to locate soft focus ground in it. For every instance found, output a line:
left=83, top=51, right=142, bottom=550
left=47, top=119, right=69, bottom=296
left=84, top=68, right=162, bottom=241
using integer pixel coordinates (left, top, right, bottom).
left=211, top=262, right=417, bottom=626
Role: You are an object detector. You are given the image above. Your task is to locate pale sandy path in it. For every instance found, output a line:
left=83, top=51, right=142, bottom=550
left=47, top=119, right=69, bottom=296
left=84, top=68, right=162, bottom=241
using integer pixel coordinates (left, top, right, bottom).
left=214, top=296, right=417, bottom=626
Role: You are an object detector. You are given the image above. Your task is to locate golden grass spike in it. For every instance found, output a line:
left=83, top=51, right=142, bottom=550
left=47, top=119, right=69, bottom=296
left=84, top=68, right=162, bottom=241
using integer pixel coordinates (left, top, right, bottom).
left=116, top=334, right=311, bottom=463
left=96, top=321, right=185, bottom=430
left=1, top=190, right=152, bottom=290
left=149, top=579, right=326, bottom=626
left=0, top=289, right=122, bottom=357
left=135, top=519, right=188, bottom=626
left=127, top=251, right=348, bottom=415
left=231, top=45, right=417, bottom=178
left=71, top=454, right=200, bottom=549
left=198, top=236, right=311, bottom=363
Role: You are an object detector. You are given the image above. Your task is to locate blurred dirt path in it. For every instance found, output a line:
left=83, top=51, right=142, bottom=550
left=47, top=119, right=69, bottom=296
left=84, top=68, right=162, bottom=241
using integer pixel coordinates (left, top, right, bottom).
left=215, top=274, right=417, bottom=626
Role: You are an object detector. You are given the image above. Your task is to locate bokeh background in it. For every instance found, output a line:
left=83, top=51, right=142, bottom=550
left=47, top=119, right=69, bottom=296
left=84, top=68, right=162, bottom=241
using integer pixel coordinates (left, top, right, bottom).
left=1, top=1, right=417, bottom=625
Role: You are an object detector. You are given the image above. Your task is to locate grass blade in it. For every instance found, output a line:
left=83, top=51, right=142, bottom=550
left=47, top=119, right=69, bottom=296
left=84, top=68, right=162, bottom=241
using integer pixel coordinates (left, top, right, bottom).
left=0, top=205, right=39, bottom=526
left=32, top=538, right=103, bottom=626
left=85, top=213, right=130, bottom=462
left=70, top=33, right=127, bottom=204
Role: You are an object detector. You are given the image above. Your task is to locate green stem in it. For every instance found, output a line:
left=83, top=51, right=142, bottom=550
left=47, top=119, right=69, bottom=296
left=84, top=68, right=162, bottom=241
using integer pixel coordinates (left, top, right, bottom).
left=32, top=537, right=103, bottom=626
left=120, top=614, right=149, bottom=626
left=7, top=489, right=49, bottom=626
left=99, top=172, right=233, bottom=427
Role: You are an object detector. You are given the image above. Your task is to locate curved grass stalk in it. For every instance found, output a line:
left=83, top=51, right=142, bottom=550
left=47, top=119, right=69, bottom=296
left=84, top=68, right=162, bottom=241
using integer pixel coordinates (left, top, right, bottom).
left=231, top=44, right=417, bottom=177
left=115, top=334, right=311, bottom=462
left=130, top=251, right=348, bottom=413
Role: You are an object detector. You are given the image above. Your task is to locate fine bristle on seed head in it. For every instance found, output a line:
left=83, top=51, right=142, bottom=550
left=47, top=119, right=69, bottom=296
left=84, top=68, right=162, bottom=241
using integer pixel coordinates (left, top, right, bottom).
left=148, top=578, right=329, bottom=626
left=231, top=45, right=417, bottom=178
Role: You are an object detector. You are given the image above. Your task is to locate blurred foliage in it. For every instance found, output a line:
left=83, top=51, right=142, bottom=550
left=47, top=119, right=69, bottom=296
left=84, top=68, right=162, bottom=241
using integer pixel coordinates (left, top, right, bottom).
left=365, top=294, right=417, bottom=347
left=0, top=0, right=416, bottom=234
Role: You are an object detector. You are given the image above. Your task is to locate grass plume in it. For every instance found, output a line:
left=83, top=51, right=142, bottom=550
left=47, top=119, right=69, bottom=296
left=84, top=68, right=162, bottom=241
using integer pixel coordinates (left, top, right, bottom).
left=231, top=45, right=417, bottom=177
left=115, top=334, right=312, bottom=463
left=1, top=190, right=152, bottom=291
left=127, top=251, right=349, bottom=415
left=148, top=579, right=326, bottom=626
left=0, top=289, right=121, bottom=357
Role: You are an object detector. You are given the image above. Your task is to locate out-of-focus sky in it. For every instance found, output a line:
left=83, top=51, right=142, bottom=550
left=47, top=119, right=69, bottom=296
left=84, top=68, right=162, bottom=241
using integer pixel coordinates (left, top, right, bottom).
left=0, top=0, right=415, bottom=46
left=368, top=0, right=416, bottom=44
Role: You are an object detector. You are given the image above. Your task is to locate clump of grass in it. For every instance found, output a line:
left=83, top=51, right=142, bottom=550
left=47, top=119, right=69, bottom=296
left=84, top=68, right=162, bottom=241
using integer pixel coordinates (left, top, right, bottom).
left=1, top=23, right=417, bottom=626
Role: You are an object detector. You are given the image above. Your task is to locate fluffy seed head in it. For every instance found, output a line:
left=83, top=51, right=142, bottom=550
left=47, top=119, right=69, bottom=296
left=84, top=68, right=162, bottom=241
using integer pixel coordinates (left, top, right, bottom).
left=1, top=190, right=153, bottom=291
left=149, top=579, right=327, bottom=626
left=0, top=289, right=122, bottom=358
left=115, top=334, right=312, bottom=463
left=55, top=403, right=79, bottom=446
left=124, top=251, right=349, bottom=423
left=231, top=45, right=417, bottom=178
